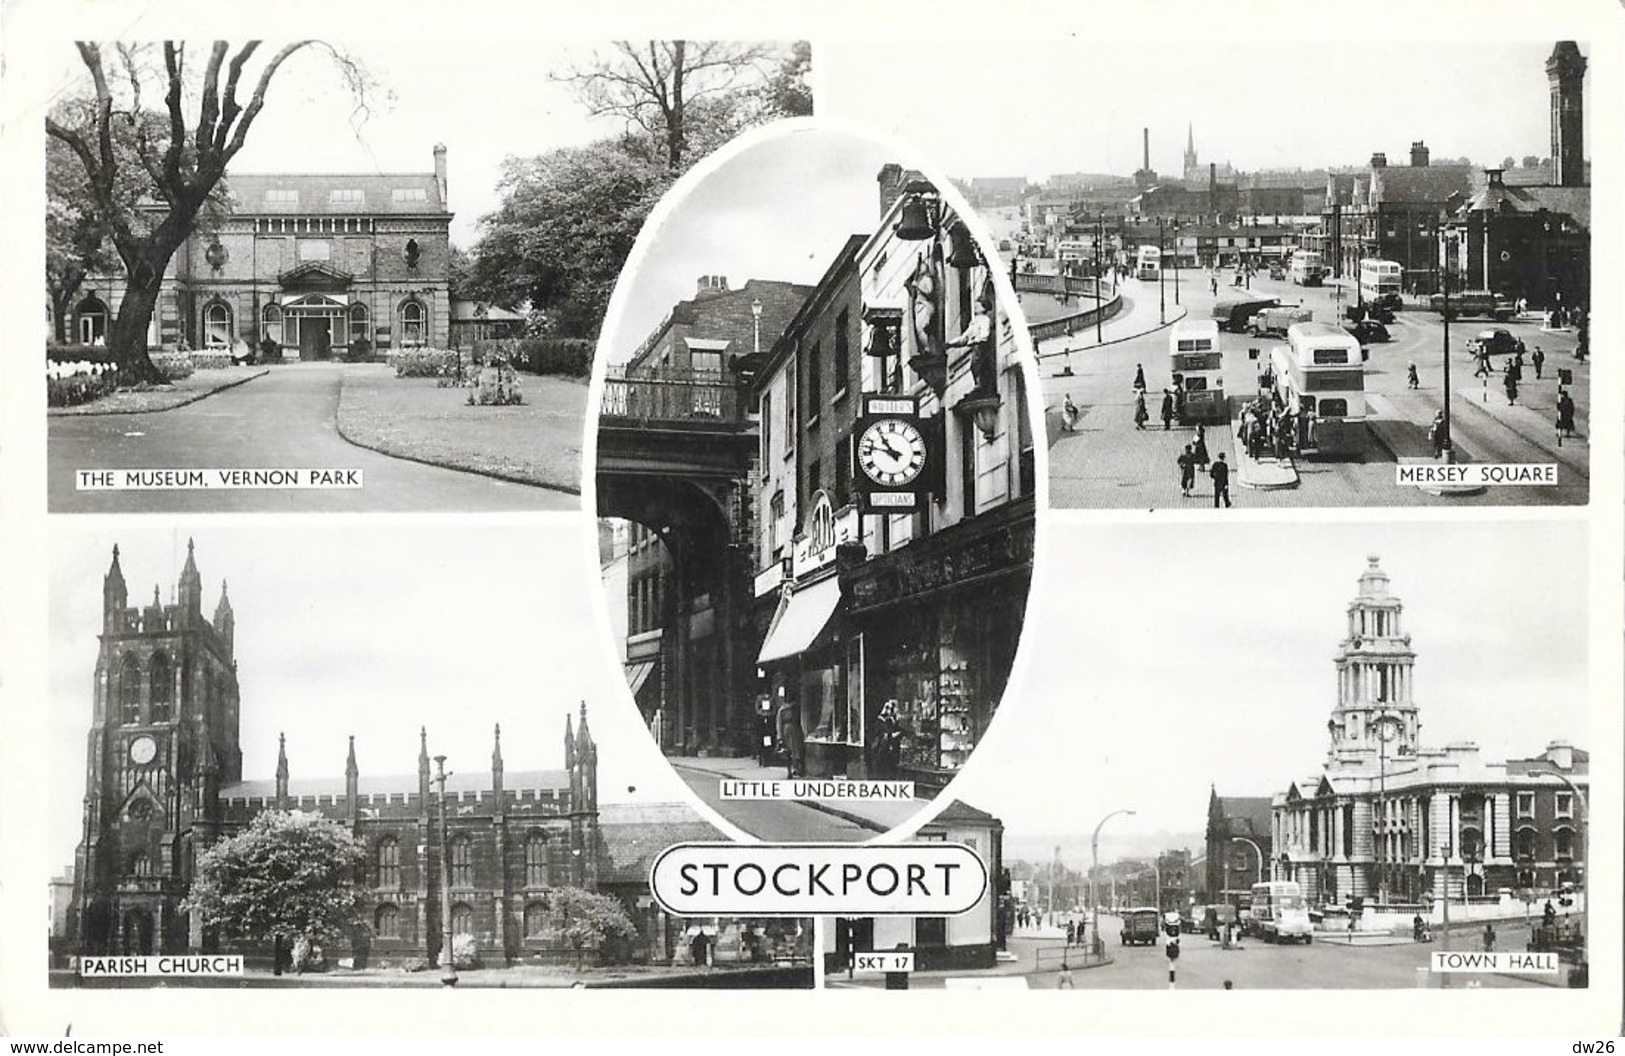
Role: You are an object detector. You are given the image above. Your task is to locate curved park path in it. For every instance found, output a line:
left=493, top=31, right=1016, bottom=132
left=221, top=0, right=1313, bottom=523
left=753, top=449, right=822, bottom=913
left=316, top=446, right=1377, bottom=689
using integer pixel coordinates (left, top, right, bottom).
left=48, top=364, right=577, bottom=513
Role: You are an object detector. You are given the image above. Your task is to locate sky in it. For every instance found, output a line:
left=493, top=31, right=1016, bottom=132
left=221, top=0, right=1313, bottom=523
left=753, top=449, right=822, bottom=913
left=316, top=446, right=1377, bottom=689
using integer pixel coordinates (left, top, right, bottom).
left=946, top=518, right=1590, bottom=860
left=45, top=523, right=692, bottom=871
left=823, top=39, right=1574, bottom=183
left=603, top=125, right=898, bottom=361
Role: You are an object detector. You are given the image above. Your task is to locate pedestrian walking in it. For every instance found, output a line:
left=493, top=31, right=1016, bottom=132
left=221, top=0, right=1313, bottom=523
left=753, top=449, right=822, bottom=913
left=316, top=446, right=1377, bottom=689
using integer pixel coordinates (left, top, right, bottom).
left=1061, top=394, right=1080, bottom=433
left=1531, top=346, right=1545, bottom=379
left=1505, top=372, right=1519, bottom=406
left=1133, top=363, right=1147, bottom=392
left=1178, top=444, right=1196, bottom=497
left=1210, top=274, right=1218, bottom=296
left=1160, top=389, right=1174, bottom=431
left=1066, top=920, right=1077, bottom=946
left=1483, top=923, right=1496, bottom=953
left=1209, top=453, right=1232, bottom=508
left=1133, top=390, right=1149, bottom=430
left=1473, top=351, right=1491, bottom=378
left=1406, top=362, right=1420, bottom=390
left=1192, top=423, right=1209, bottom=467
left=1429, top=411, right=1446, bottom=459
left=775, top=697, right=804, bottom=779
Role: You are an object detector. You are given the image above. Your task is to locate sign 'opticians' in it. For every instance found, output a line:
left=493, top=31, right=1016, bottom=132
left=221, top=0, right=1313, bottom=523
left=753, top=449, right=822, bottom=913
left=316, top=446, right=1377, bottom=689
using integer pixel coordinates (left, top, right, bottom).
left=649, top=842, right=986, bottom=916
left=855, top=394, right=930, bottom=513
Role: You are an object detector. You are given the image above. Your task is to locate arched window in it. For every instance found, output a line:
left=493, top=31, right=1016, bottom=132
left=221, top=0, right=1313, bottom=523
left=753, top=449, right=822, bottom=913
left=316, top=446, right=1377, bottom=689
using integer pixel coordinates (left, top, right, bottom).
left=119, top=654, right=141, bottom=724
left=449, top=835, right=473, bottom=887
left=1514, top=827, right=1537, bottom=861
left=349, top=303, right=370, bottom=343
left=204, top=302, right=233, bottom=348
left=450, top=902, right=473, bottom=937
left=1554, top=828, right=1575, bottom=859
left=261, top=304, right=283, bottom=344
left=400, top=300, right=425, bottom=347
left=128, top=852, right=151, bottom=877
left=374, top=904, right=400, bottom=939
left=376, top=837, right=401, bottom=889
left=148, top=652, right=172, bottom=723
left=525, top=832, right=549, bottom=888
left=523, top=902, right=548, bottom=938
left=75, top=295, right=109, bottom=345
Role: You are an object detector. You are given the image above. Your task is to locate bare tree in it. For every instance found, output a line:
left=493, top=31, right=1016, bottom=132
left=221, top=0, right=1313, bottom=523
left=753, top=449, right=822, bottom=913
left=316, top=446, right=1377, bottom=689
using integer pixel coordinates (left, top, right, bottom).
left=556, top=41, right=784, bottom=172
left=46, top=41, right=370, bottom=381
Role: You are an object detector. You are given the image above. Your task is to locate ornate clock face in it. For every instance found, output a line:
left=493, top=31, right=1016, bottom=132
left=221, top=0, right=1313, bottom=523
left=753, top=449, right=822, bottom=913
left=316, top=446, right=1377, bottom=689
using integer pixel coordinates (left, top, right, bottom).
left=857, top=418, right=927, bottom=487
left=128, top=735, right=157, bottom=766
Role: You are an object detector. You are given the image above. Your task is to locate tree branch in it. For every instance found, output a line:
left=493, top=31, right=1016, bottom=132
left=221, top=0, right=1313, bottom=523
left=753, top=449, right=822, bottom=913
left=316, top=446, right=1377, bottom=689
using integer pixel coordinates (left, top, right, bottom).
left=194, top=41, right=229, bottom=167
left=221, top=41, right=317, bottom=162
left=213, top=41, right=261, bottom=155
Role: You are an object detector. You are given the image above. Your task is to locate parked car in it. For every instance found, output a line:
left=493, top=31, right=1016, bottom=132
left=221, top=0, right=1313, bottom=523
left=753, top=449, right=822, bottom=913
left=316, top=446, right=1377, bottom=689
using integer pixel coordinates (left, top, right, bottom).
left=1344, top=320, right=1390, bottom=344
left=1466, top=328, right=1519, bottom=356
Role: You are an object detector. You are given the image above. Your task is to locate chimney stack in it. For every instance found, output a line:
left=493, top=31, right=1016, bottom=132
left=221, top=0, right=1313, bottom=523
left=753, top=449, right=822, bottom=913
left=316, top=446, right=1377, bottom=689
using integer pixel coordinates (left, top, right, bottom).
left=433, top=143, right=448, bottom=205
left=877, top=163, right=905, bottom=219
left=1410, top=141, right=1430, bottom=167
left=1545, top=740, right=1575, bottom=770
left=1370, top=152, right=1388, bottom=169
left=1143, top=127, right=1151, bottom=172
left=695, top=275, right=729, bottom=299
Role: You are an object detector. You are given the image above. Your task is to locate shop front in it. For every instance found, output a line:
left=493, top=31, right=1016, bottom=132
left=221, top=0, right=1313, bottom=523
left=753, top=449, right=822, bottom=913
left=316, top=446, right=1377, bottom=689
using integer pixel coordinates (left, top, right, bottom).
left=842, top=498, right=1034, bottom=794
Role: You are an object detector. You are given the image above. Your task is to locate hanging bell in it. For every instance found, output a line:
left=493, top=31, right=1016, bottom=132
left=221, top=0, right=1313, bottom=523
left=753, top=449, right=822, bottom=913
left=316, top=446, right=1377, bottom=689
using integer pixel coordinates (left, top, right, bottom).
left=895, top=194, right=935, bottom=240
left=946, top=219, right=981, bottom=270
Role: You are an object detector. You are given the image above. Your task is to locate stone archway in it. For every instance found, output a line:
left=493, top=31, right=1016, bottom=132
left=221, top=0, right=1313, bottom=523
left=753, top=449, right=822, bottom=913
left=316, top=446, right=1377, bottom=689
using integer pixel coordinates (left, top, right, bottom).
left=121, top=907, right=155, bottom=955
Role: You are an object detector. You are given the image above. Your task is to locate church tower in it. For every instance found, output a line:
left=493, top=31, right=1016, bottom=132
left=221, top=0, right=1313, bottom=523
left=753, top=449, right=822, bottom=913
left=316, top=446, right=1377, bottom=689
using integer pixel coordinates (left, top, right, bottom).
left=1326, top=556, right=1420, bottom=769
left=1183, top=124, right=1198, bottom=183
left=72, top=541, right=241, bottom=956
left=1547, top=42, right=1586, bottom=188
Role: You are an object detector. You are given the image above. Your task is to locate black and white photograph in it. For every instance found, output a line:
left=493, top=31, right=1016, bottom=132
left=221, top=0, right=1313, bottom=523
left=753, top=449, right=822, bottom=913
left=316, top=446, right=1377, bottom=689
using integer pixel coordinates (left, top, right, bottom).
left=822, top=521, right=1590, bottom=990
left=595, top=124, right=1041, bottom=841
left=45, top=526, right=813, bottom=988
left=43, top=39, right=811, bottom=513
left=823, top=40, right=1592, bottom=508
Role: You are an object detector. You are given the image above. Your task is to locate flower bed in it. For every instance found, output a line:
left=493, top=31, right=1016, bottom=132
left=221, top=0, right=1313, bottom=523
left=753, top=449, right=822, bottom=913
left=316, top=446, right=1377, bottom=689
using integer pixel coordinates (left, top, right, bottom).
left=389, top=348, right=463, bottom=379
left=150, top=351, right=195, bottom=380
left=46, top=361, right=120, bottom=407
left=189, top=350, right=233, bottom=370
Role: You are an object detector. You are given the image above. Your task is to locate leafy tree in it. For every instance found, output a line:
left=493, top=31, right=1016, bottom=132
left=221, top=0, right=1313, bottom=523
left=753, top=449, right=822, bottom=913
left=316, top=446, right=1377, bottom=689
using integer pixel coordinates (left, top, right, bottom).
left=760, top=41, right=813, bottom=119
left=545, top=886, right=638, bottom=966
left=46, top=132, right=117, bottom=344
left=184, top=810, right=367, bottom=951
left=46, top=41, right=370, bottom=382
left=556, top=41, right=801, bottom=172
left=464, top=138, right=671, bottom=338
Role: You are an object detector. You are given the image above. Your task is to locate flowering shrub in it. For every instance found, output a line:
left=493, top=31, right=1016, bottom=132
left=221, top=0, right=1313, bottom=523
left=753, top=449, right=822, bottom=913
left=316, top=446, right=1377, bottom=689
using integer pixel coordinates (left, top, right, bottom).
left=46, top=360, right=120, bottom=407
left=150, top=352, right=195, bottom=381
left=391, top=349, right=462, bottom=379
left=467, top=355, right=524, bottom=406
left=450, top=933, right=481, bottom=970
left=190, top=350, right=233, bottom=370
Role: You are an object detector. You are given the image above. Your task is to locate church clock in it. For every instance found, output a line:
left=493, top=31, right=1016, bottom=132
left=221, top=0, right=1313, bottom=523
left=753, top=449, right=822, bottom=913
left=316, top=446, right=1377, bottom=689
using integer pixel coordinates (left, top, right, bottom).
left=128, top=734, right=158, bottom=766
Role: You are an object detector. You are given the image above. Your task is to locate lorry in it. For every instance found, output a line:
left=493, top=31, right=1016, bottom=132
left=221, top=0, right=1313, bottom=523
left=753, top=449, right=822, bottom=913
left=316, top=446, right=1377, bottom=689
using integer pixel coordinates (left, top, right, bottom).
left=1119, top=908, right=1161, bottom=947
left=1247, top=305, right=1313, bottom=337
left=1212, top=296, right=1280, bottom=334
left=1429, top=290, right=1515, bottom=322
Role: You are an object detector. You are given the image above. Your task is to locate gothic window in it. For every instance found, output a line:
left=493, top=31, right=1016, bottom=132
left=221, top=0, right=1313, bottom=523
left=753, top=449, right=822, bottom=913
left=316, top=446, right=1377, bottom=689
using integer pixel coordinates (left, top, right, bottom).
left=204, top=302, right=233, bottom=348
left=524, top=902, right=548, bottom=938
left=374, top=904, right=400, bottom=939
left=148, top=653, right=172, bottom=723
left=449, top=835, right=473, bottom=887
left=525, top=833, right=549, bottom=888
left=376, top=838, right=401, bottom=889
left=450, top=902, right=473, bottom=937
left=120, top=654, right=141, bottom=725
left=128, top=852, right=151, bottom=877
left=400, top=300, right=425, bottom=347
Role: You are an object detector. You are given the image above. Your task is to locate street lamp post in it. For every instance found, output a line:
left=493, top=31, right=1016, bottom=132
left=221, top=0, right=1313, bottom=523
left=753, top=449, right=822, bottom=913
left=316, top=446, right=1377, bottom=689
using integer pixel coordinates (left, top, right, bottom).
left=1095, top=212, right=1105, bottom=344
left=751, top=298, right=763, bottom=357
left=1158, top=218, right=1167, bottom=325
left=1173, top=222, right=1181, bottom=307
left=1229, top=835, right=1264, bottom=913
left=434, top=754, right=457, bottom=987
left=1090, top=809, right=1136, bottom=954
left=1438, top=214, right=1457, bottom=463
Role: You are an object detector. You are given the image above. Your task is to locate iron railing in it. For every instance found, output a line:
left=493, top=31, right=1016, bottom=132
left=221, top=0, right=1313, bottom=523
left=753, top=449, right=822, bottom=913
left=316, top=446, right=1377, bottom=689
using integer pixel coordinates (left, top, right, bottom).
left=600, top=366, right=741, bottom=426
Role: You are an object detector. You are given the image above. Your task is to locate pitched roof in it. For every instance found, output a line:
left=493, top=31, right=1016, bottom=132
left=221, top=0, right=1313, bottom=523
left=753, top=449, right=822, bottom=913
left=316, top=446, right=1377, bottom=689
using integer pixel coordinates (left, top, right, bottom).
left=595, top=802, right=725, bottom=884
left=223, top=171, right=447, bottom=216
left=220, top=769, right=567, bottom=799
left=1462, top=182, right=1590, bottom=231
left=929, top=800, right=1001, bottom=826
left=1212, top=796, right=1273, bottom=840
left=1372, top=165, right=1474, bottom=205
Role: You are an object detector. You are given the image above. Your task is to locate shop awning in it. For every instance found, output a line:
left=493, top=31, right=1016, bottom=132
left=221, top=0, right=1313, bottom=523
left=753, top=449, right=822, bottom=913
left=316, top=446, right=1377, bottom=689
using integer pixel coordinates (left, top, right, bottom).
left=625, top=660, right=656, bottom=697
left=756, top=576, right=842, bottom=665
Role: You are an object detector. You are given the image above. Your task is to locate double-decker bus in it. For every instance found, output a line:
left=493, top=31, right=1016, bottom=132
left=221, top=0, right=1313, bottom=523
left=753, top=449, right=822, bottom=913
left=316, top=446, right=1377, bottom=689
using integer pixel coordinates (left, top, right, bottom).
left=1269, top=323, right=1366, bottom=457
left=1287, top=250, right=1324, bottom=286
left=1168, top=319, right=1225, bottom=424
left=1358, top=259, right=1404, bottom=309
left=1135, top=245, right=1161, bottom=281
left=1247, top=881, right=1313, bottom=944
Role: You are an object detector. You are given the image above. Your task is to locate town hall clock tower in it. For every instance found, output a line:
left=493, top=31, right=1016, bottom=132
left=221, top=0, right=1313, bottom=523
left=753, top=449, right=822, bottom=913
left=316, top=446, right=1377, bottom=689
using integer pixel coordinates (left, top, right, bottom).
left=72, top=541, right=240, bottom=955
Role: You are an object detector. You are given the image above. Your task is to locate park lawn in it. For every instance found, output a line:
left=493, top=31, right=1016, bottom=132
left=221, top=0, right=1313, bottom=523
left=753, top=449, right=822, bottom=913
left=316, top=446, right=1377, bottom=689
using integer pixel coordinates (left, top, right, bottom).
left=336, top=365, right=586, bottom=493
left=48, top=366, right=269, bottom=415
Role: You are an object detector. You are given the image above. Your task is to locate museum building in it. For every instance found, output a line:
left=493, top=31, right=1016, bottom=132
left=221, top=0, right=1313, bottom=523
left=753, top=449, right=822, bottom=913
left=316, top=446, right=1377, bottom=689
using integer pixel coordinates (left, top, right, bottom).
left=71, top=146, right=453, bottom=357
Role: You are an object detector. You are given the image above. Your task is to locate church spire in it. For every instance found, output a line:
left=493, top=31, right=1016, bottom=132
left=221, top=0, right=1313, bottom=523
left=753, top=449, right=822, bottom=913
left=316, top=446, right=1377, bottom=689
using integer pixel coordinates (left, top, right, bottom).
left=491, top=723, right=504, bottom=793
left=564, top=711, right=576, bottom=769
left=213, top=579, right=235, bottom=650
left=178, top=537, right=203, bottom=619
left=103, top=545, right=128, bottom=628
left=345, top=735, right=359, bottom=820
left=418, top=726, right=431, bottom=808
left=275, top=733, right=289, bottom=808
